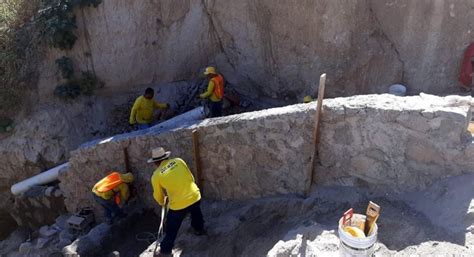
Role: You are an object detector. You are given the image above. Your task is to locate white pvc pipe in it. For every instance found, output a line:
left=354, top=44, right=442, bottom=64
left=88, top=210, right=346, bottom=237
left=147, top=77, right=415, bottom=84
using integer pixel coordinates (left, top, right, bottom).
left=11, top=162, right=69, bottom=195
left=151, top=106, right=204, bottom=130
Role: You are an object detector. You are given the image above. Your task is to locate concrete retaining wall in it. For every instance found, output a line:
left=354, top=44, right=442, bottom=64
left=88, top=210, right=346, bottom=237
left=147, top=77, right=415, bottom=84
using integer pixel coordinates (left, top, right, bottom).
left=58, top=94, right=474, bottom=214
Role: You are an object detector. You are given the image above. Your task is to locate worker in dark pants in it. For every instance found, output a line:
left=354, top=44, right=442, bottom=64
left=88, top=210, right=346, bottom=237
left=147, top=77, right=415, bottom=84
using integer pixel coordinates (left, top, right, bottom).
left=92, top=172, right=134, bottom=224
left=200, top=66, right=225, bottom=118
left=148, top=147, right=205, bottom=257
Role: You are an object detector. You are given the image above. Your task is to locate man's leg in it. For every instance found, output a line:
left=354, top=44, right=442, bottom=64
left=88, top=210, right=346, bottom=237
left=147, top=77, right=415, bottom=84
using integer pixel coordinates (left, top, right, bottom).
left=215, top=101, right=223, bottom=117
left=107, top=200, right=124, bottom=219
left=189, top=201, right=205, bottom=234
left=93, top=194, right=113, bottom=221
left=209, top=101, right=222, bottom=118
left=160, top=209, right=186, bottom=255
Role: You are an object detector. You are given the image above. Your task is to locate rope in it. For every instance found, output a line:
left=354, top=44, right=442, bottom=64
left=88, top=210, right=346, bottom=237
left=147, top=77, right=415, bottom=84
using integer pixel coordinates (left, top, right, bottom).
left=135, top=232, right=158, bottom=244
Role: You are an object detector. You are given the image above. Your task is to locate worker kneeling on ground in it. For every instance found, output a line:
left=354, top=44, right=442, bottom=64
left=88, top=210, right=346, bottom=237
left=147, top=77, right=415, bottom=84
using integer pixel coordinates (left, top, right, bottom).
left=130, top=87, right=170, bottom=130
left=92, top=172, right=134, bottom=224
left=200, top=66, right=225, bottom=118
left=149, top=147, right=205, bottom=256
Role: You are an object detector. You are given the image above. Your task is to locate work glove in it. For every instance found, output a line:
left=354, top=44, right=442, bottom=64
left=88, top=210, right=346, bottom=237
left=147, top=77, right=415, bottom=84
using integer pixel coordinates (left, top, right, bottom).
left=199, top=94, right=206, bottom=99
left=165, top=103, right=170, bottom=109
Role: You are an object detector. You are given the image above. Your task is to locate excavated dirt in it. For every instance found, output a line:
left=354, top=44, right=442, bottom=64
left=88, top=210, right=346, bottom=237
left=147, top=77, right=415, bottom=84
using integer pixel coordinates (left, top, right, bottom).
left=96, top=211, right=161, bottom=257
left=0, top=211, right=17, bottom=240
left=83, top=175, right=473, bottom=257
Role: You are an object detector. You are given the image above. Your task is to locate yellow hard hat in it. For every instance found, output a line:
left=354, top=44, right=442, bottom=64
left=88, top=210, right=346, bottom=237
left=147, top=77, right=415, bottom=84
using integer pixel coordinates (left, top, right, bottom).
left=204, top=66, right=217, bottom=75
left=303, top=95, right=313, bottom=103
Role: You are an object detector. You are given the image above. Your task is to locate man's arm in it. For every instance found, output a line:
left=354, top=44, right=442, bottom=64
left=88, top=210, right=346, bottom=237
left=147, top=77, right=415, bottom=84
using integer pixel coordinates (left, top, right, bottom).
left=151, top=173, right=165, bottom=206
left=154, top=101, right=169, bottom=109
left=200, top=80, right=215, bottom=99
left=117, top=184, right=130, bottom=203
left=129, top=98, right=140, bottom=124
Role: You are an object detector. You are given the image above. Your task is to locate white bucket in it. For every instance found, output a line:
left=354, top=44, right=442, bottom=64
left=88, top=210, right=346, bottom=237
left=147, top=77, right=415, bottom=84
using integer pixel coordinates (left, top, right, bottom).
left=388, top=84, right=407, bottom=96
left=338, top=214, right=377, bottom=257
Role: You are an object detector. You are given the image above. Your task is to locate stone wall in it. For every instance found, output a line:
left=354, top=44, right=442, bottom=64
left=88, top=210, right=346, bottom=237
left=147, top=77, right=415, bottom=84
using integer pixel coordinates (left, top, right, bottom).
left=59, top=104, right=315, bottom=214
left=316, top=94, right=474, bottom=190
left=10, top=187, right=67, bottom=229
left=58, top=94, right=474, bottom=215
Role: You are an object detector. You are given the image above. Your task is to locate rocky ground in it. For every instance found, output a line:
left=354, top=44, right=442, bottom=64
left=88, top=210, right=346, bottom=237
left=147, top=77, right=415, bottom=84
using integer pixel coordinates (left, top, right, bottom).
left=1, top=174, right=472, bottom=256
left=141, top=175, right=472, bottom=257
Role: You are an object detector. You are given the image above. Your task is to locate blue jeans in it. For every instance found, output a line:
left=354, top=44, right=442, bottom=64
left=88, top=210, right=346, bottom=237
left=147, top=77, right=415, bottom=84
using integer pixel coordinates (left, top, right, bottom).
left=137, top=123, right=151, bottom=130
left=93, top=194, right=124, bottom=221
left=160, top=200, right=204, bottom=254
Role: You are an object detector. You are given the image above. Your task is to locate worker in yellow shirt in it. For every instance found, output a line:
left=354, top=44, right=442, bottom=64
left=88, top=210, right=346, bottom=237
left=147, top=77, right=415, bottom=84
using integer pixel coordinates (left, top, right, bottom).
left=92, top=172, right=134, bottom=224
left=200, top=66, right=225, bottom=118
left=148, top=147, right=205, bottom=256
left=303, top=95, right=314, bottom=103
left=129, top=87, right=170, bottom=130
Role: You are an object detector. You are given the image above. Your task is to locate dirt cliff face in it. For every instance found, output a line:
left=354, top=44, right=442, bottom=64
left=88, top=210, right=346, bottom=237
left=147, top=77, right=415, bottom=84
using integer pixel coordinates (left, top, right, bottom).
left=36, top=0, right=474, bottom=100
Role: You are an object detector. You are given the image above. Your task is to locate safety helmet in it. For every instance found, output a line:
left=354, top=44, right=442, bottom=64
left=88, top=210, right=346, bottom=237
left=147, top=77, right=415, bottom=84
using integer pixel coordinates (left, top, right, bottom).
left=204, top=66, right=217, bottom=75
left=303, top=95, right=313, bottom=103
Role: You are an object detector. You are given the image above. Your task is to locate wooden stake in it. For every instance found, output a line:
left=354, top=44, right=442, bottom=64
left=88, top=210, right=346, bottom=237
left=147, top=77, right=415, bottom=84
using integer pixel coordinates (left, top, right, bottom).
left=192, top=129, right=203, bottom=190
left=123, top=147, right=131, bottom=173
left=306, top=73, right=326, bottom=197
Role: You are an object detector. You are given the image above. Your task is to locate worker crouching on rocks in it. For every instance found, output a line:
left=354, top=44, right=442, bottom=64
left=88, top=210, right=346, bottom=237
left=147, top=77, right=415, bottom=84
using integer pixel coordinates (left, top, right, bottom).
left=148, top=147, right=206, bottom=256
left=92, top=172, right=134, bottom=224
left=200, top=66, right=225, bottom=118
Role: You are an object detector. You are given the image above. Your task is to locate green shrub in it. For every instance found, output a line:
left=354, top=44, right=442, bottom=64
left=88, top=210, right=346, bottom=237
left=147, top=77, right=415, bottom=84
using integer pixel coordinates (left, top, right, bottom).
left=1, top=0, right=103, bottom=114
left=54, top=70, right=104, bottom=99
left=0, top=116, right=13, bottom=132
left=37, top=0, right=78, bottom=50
left=54, top=81, right=81, bottom=99
left=0, top=0, right=42, bottom=115
left=77, top=71, right=104, bottom=95
left=55, top=56, right=74, bottom=79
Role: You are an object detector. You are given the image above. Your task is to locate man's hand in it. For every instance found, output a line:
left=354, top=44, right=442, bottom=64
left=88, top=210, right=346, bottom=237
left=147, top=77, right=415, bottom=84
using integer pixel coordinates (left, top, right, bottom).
left=199, top=94, right=206, bottom=99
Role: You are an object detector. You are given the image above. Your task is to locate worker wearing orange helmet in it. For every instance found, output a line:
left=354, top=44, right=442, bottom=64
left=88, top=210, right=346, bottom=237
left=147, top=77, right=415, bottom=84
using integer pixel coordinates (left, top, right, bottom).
left=200, top=66, right=225, bottom=118
left=92, top=172, right=134, bottom=224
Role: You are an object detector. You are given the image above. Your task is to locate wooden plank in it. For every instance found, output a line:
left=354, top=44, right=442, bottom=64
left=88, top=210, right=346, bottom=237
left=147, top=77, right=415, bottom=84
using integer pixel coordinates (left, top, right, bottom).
left=365, top=201, right=381, bottom=236
left=192, top=129, right=203, bottom=191
left=306, top=73, right=326, bottom=197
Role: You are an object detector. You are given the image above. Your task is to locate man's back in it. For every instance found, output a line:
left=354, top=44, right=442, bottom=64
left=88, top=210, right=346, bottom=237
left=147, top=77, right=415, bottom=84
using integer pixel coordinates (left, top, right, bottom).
left=151, top=158, right=201, bottom=210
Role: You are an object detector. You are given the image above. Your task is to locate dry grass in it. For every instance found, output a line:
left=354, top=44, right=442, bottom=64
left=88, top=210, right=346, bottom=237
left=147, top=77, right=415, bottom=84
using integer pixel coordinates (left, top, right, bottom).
left=0, top=0, right=42, bottom=116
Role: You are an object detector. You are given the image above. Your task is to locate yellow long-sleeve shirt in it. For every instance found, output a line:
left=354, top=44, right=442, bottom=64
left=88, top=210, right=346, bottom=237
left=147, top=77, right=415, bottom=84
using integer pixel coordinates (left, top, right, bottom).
left=200, top=80, right=221, bottom=102
left=92, top=173, right=134, bottom=202
left=151, top=158, right=201, bottom=210
left=129, top=96, right=168, bottom=124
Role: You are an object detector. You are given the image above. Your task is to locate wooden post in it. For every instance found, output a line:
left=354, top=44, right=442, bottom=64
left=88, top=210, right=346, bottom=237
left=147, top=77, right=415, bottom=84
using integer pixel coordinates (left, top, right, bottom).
left=306, top=73, right=326, bottom=197
left=123, top=147, right=131, bottom=173
left=192, top=129, right=203, bottom=191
